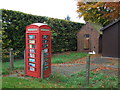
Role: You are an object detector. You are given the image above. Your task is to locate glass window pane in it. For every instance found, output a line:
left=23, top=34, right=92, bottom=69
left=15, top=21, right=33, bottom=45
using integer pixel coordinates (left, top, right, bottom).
left=29, top=40, right=35, bottom=44
left=42, top=44, right=48, bottom=48
left=29, top=67, right=35, bottom=71
left=43, top=66, right=49, bottom=70
left=42, top=40, right=48, bottom=43
left=43, top=53, right=49, bottom=57
left=43, top=49, right=48, bottom=53
left=29, top=35, right=35, bottom=39
left=44, top=58, right=48, bottom=61
left=29, top=63, right=36, bottom=67
left=29, top=58, right=35, bottom=62
left=30, top=53, right=35, bottom=58
left=44, top=62, right=48, bottom=66
left=29, top=44, right=35, bottom=48
left=42, top=35, right=49, bottom=39
left=84, top=34, right=90, bottom=38
left=30, top=49, right=36, bottom=53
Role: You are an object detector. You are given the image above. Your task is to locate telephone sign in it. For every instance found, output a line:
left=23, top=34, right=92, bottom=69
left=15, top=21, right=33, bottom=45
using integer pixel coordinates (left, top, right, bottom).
left=26, top=23, right=52, bottom=78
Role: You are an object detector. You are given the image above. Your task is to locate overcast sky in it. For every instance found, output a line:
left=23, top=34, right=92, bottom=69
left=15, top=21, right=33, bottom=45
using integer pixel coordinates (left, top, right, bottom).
left=0, top=0, right=85, bottom=23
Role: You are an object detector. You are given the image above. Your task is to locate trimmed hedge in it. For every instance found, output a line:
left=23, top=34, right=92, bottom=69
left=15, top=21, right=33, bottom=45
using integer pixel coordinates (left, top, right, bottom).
left=2, top=9, right=84, bottom=55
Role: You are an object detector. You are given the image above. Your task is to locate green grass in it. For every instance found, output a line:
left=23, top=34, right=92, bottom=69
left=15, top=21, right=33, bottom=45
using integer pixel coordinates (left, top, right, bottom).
left=2, top=60, right=24, bottom=75
left=52, top=52, right=87, bottom=64
left=2, top=52, right=118, bottom=88
left=2, top=77, right=63, bottom=88
left=2, top=52, right=87, bottom=75
left=0, top=77, right=2, bottom=89
left=2, top=71, right=118, bottom=88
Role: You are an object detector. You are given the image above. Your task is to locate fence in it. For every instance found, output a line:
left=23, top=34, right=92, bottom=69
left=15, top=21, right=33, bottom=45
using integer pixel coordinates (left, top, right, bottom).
left=3, top=49, right=25, bottom=61
left=2, top=48, right=25, bottom=71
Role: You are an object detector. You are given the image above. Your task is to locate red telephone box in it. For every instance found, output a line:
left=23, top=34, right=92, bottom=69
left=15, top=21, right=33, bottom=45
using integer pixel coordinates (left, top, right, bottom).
left=26, top=23, right=52, bottom=78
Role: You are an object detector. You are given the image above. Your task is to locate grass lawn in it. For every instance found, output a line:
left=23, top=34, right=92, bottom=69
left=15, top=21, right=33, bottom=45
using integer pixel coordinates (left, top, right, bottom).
left=2, top=52, right=87, bottom=75
left=2, top=60, right=24, bottom=75
left=52, top=52, right=87, bottom=64
left=2, top=71, right=118, bottom=88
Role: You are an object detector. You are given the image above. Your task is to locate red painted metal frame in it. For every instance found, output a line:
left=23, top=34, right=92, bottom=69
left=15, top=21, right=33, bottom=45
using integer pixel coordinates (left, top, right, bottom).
left=26, top=23, right=51, bottom=78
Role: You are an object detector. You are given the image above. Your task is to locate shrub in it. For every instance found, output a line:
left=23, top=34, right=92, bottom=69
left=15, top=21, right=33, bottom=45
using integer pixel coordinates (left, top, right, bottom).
left=2, top=9, right=84, bottom=61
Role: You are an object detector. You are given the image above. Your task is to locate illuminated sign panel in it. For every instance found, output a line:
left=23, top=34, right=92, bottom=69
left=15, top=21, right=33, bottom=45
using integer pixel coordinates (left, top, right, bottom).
left=41, top=29, right=50, bottom=31
left=28, top=28, right=50, bottom=31
left=28, top=28, right=38, bottom=31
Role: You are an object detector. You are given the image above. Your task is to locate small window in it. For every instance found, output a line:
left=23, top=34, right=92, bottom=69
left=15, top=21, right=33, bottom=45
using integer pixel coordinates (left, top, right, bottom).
left=29, top=44, right=35, bottom=48
left=29, top=58, right=35, bottom=62
left=29, top=67, right=35, bottom=71
left=84, top=34, right=90, bottom=38
left=44, top=58, right=49, bottom=61
left=29, top=35, right=35, bottom=39
left=30, top=49, right=36, bottom=53
left=44, top=62, right=48, bottom=66
left=42, top=44, right=48, bottom=48
left=42, top=35, right=49, bottom=39
left=42, top=40, right=48, bottom=43
left=29, top=40, right=35, bottom=44
left=43, top=66, right=49, bottom=70
left=30, top=53, right=35, bottom=58
left=43, top=53, right=49, bottom=57
left=29, top=63, right=36, bottom=67
left=43, top=49, right=48, bottom=53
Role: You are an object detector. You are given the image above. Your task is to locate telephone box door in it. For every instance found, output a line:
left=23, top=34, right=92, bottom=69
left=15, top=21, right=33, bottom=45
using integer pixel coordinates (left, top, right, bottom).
left=41, top=32, right=51, bottom=78
left=26, top=33, right=41, bottom=78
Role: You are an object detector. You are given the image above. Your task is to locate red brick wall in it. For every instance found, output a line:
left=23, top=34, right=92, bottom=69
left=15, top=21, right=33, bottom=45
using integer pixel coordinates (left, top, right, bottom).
left=77, top=23, right=100, bottom=53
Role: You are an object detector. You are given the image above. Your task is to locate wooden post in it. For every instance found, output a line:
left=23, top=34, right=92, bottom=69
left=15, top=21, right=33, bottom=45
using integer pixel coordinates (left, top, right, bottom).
left=24, top=49, right=26, bottom=74
left=86, top=51, right=95, bottom=86
left=86, top=54, right=90, bottom=86
left=9, top=48, right=14, bottom=70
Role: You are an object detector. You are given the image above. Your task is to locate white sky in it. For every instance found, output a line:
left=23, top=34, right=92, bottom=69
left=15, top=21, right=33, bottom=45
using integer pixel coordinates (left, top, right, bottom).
left=0, top=0, right=85, bottom=23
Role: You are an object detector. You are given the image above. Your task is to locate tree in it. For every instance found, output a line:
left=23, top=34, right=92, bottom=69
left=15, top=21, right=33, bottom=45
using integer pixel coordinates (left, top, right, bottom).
left=77, top=1, right=120, bottom=26
left=65, top=15, right=71, bottom=21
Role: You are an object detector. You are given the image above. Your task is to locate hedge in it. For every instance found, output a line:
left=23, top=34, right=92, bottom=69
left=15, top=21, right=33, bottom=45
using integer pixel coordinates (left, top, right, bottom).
left=2, top=9, right=84, bottom=57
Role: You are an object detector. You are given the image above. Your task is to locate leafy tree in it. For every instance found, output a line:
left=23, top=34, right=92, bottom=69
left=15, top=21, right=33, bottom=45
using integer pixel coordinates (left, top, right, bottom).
left=77, top=1, right=120, bottom=26
left=65, top=15, right=71, bottom=21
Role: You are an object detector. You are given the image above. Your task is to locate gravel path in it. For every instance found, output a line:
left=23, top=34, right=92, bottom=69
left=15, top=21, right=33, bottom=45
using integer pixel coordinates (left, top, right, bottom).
left=52, top=56, right=119, bottom=76
left=52, top=64, right=99, bottom=76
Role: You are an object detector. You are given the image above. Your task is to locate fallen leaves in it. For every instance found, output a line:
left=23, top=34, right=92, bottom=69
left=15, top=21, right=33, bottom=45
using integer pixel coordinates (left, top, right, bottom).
left=92, top=66, right=119, bottom=72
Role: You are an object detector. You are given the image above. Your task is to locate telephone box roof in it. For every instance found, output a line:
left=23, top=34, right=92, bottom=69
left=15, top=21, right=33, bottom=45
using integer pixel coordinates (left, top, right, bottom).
left=31, top=23, right=47, bottom=27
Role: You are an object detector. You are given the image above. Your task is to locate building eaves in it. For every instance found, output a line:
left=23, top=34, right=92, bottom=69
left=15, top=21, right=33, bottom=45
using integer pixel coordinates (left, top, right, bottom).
left=100, top=18, right=120, bottom=31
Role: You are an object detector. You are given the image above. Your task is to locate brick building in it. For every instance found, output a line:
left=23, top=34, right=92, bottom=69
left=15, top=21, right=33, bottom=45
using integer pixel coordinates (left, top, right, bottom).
left=77, top=22, right=102, bottom=54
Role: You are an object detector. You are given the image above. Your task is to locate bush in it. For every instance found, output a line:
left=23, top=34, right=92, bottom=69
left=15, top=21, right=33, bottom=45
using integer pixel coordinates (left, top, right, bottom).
left=2, top=9, right=84, bottom=61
